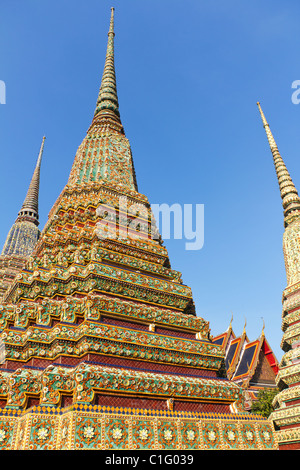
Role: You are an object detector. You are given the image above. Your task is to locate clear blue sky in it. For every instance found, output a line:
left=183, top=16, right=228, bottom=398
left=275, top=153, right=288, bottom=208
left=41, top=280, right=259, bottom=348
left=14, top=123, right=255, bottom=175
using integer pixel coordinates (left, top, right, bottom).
left=1, top=0, right=300, bottom=361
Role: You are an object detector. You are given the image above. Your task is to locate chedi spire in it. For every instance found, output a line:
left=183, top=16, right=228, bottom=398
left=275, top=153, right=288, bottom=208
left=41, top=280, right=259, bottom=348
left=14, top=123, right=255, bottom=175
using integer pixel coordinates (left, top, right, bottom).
left=257, top=102, right=300, bottom=226
left=67, top=8, right=137, bottom=190
left=0, top=136, right=45, bottom=300
left=1, top=136, right=45, bottom=257
left=16, top=136, right=45, bottom=226
left=91, top=7, right=123, bottom=132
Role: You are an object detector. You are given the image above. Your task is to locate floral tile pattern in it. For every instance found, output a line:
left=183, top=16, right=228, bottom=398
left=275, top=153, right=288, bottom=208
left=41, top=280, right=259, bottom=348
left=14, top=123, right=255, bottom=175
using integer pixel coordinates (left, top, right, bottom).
left=0, top=406, right=278, bottom=450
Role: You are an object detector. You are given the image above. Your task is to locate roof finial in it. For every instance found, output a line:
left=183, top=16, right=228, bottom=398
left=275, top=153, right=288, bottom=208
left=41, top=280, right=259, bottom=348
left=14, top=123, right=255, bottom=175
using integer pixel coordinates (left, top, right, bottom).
left=242, top=317, right=247, bottom=335
left=109, top=7, right=115, bottom=35
left=93, top=7, right=122, bottom=128
left=257, top=102, right=300, bottom=226
left=261, top=317, right=265, bottom=337
left=16, top=136, right=45, bottom=226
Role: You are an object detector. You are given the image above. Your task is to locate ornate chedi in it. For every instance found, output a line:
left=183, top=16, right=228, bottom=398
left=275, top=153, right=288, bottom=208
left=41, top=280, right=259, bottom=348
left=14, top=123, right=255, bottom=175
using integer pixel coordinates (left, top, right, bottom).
left=0, top=10, right=277, bottom=451
left=0, top=137, right=45, bottom=301
left=258, top=102, right=300, bottom=449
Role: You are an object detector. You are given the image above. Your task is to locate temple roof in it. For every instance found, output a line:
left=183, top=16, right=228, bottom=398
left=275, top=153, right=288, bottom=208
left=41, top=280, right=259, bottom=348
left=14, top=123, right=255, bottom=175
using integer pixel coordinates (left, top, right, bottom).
left=212, top=323, right=279, bottom=385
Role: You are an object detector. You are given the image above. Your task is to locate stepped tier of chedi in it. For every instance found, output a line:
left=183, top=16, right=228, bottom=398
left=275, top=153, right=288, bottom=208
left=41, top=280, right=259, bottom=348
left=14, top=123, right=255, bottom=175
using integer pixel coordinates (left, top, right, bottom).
left=0, top=9, right=277, bottom=450
left=0, top=137, right=45, bottom=301
left=258, top=102, right=300, bottom=450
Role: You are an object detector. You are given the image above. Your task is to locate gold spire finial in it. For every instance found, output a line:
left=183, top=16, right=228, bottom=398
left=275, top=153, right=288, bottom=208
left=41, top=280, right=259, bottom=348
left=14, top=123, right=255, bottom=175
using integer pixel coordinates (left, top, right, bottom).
left=16, top=136, right=45, bottom=226
left=37, top=136, right=46, bottom=167
left=257, top=101, right=268, bottom=128
left=242, top=317, right=247, bottom=335
left=257, top=102, right=300, bottom=226
left=109, top=7, right=115, bottom=34
left=261, top=317, right=265, bottom=337
left=92, top=7, right=122, bottom=128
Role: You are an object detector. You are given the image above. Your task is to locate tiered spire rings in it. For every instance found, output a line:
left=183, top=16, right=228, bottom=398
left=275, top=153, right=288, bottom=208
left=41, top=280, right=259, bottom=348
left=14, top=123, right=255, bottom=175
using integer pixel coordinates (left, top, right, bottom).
left=257, top=102, right=300, bottom=226
left=16, top=136, right=45, bottom=226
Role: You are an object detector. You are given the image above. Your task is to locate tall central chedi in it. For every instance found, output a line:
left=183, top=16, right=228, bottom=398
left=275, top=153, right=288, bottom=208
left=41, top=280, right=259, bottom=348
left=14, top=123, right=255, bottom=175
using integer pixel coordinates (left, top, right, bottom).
left=0, top=10, right=277, bottom=450
left=258, top=102, right=300, bottom=450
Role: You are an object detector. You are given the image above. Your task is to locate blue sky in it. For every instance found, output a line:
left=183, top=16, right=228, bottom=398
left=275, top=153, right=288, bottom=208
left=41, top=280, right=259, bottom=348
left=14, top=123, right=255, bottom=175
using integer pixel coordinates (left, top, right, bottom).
left=1, top=0, right=300, bottom=361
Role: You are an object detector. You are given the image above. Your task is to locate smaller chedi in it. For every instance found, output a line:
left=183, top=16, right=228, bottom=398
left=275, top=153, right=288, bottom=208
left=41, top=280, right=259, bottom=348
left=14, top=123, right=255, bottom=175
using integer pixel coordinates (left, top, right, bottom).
left=212, top=318, right=279, bottom=411
left=0, top=137, right=45, bottom=301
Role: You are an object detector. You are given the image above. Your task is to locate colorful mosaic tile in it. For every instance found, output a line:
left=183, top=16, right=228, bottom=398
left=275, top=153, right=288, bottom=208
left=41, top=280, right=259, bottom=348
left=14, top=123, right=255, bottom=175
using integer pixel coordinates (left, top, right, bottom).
left=105, top=417, right=130, bottom=450
left=27, top=415, right=58, bottom=450
left=0, top=418, right=16, bottom=449
left=75, top=416, right=101, bottom=449
left=180, top=421, right=200, bottom=450
left=132, top=419, right=155, bottom=450
left=0, top=404, right=278, bottom=450
left=201, top=421, right=222, bottom=450
left=157, top=420, right=179, bottom=449
left=221, top=422, right=241, bottom=450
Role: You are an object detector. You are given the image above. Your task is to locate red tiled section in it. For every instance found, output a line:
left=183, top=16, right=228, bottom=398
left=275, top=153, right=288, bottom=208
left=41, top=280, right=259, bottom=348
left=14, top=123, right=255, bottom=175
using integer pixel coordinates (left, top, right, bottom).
left=279, top=442, right=300, bottom=450
left=280, top=423, right=300, bottom=430
left=1, top=353, right=218, bottom=378
left=156, top=327, right=195, bottom=340
left=26, top=397, right=40, bottom=409
left=175, top=400, right=231, bottom=414
left=61, top=394, right=73, bottom=407
left=94, top=394, right=166, bottom=410
left=93, top=394, right=230, bottom=414
left=285, top=398, right=300, bottom=407
left=101, top=316, right=197, bottom=340
left=60, top=353, right=217, bottom=377
left=101, top=316, right=148, bottom=331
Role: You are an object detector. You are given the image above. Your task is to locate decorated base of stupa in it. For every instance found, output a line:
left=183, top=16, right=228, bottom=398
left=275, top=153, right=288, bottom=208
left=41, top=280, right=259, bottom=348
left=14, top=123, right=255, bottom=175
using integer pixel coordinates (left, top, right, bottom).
left=0, top=297, right=279, bottom=450
left=0, top=402, right=277, bottom=450
left=0, top=301, right=279, bottom=450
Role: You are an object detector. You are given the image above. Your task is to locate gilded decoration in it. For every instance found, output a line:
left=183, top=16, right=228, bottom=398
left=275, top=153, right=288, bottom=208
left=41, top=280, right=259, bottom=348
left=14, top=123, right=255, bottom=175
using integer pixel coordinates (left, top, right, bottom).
left=0, top=405, right=277, bottom=450
left=1, top=320, right=221, bottom=370
left=0, top=363, right=244, bottom=410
